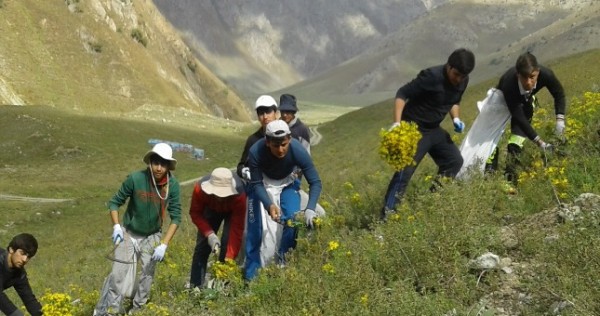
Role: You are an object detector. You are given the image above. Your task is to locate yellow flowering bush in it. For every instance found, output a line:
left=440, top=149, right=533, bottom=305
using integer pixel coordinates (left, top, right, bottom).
left=379, top=121, right=422, bottom=171
left=40, top=291, right=72, bottom=316
left=210, top=258, right=241, bottom=281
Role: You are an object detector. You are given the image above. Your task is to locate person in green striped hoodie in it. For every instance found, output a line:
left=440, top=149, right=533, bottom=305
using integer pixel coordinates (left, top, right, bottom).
left=94, top=143, right=182, bottom=316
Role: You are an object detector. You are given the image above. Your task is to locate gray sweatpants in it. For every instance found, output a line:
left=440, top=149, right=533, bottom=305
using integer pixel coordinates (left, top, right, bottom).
left=94, top=230, right=161, bottom=315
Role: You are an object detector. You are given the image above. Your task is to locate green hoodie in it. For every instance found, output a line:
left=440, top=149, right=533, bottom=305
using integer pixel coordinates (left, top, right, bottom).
left=108, top=168, right=182, bottom=236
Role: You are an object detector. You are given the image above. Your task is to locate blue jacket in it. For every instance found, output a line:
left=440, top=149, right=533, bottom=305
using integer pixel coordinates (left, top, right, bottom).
left=247, top=138, right=322, bottom=210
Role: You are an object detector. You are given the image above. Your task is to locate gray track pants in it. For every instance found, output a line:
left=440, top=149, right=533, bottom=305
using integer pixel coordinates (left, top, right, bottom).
left=94, top=230, right=161, bottom=315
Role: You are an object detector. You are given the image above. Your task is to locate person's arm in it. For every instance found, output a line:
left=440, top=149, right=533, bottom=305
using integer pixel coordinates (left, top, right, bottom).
left=162, top=179, right=182, bottom=245
left=449, top=104, right=460, bottom=120
left=236, top=136, right=255, bottom=177
left=393, top=97, right=406, bottom=123
left=541, top=67, right=566, bottom=116
left=13, top=274, right=42, bottom=316
left=247, top=145, right=274, bottom=211
left=225, top=193, right=247, bottom=260
left=110, top=210, right=120, bottom=227
left=108, top=175, right=134, bottom=237
left=189, top=183, right=214, bottom=237
left=161, top=223, right=178, bottom=246
left=393, top=68, right=433, bottom=124
left=0, top=291, right=20, bottom=316
left=107, top=174, right=134, bottom=212
left=295, top=144, right=322, bottom=210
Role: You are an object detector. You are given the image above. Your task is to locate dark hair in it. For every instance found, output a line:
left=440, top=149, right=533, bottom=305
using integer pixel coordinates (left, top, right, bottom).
left=447, top=48, right=475, bottom=75
left=255, top=106, right=277, bottom=116
left=515, top=52, right=539, bottom=77
left=8, top=233, right=38, bottom=257
left=266, top=134, right=291, bottom=144
left=149, top=154, right=169, bottom=166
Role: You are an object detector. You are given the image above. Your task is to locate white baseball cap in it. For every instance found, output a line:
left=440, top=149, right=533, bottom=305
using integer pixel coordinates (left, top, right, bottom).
left=265, top=120, right=291, bottom=138
left=254, top=95, right=277, bottom=109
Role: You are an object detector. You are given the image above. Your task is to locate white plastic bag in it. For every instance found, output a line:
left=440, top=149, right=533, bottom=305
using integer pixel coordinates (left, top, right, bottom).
left=457, top=88, right=511, bottom=180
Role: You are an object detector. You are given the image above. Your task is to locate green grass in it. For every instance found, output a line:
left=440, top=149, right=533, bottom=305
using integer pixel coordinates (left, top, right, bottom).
left=1, top=50, right=600, bottom=315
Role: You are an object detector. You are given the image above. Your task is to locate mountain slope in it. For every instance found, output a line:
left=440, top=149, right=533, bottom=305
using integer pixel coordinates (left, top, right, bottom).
left=282, top=0, right=600, bottom=106
left=153, top=0, right=599, bottom=108
left=0, top=0, right=252, bottom=121
left=152, top=0, right=449, bottom=96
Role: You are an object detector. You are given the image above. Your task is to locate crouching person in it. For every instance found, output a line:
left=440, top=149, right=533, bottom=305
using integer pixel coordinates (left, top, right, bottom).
left=244, top=120, right=322, bottom=281
left=189, top=167, right=246, bottom=289
left=94, top=143, right=182, bottom=315
left=0, top=233, right=42, bottom=316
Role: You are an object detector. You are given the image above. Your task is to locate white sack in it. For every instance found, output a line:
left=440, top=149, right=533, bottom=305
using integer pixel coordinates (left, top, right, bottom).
left=457, top=88, right=511, bottom=180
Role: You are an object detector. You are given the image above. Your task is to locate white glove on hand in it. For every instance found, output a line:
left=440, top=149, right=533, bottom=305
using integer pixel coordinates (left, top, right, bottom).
left=112, top=224, right=124, bottom=245
left=555, top=114, right=565, bottom=136
left=453, top=118, right=465, bottom=133
left=207, top=233, right=221, bottom=253
left=538, top=140, right=553, bottom=153
left=152, top=243, right=167, bottom=261
left=388, top=122, right=401, bottom=131
left=304, top=209, right=317, bottom=228
left=241, top=167, right=251, bottom=181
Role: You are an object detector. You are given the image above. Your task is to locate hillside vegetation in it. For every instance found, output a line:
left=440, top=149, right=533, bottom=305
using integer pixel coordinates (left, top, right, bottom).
left=1, top=49, right=599, bottom=315
left=0, top=0, right=251, bottom=121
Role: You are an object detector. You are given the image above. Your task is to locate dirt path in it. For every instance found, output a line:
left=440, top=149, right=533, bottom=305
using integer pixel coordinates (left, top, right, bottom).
left=310, top=126, right=322, bottom=146
left=0, top=194, right=74, bottom=203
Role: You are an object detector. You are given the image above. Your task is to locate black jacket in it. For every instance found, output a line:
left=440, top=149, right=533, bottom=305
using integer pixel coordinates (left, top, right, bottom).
left=236, top=128, right=265, bottom=178
left=497, top=65, right=566, bottom=140
left=396, top=64, right=468, bottom=129
left=0, top=248, right=42, bottom=316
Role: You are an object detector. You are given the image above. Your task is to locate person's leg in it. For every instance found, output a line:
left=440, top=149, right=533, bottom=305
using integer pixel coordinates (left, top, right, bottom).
left=243, top=188, right=263, bottom=280
left=504, top=135, right=526, bottom=184
left=132, top=232, right=160, bottom=309
left=429, top=128, right=464, bottom=179
left=485, top=147, right=500, bottom=173
left=382, top=129, right=431, bottom=218
left=94, top=237, right=136, bottom=315
left=190, top=210, right=226, bottom=288
left=278, top=182, right=301, bottom=264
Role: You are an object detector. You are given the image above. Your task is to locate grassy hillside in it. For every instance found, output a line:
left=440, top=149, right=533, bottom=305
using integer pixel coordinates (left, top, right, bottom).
left=1, top=49, right=599, bottom=315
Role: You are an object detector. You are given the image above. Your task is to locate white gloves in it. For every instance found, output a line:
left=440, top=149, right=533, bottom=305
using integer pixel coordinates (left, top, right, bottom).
left=112, top=224, right=124, bottom=244
left=388, top=122, right=401, bottom=131
left=207, top=233, right=221, bottom=254
left=536, top=138, right=553, bottom=152
left=555, top=114, right=565, bottom=136
left=453, top=117, right=465, bottom=133
left=304, top=209, right=317, bottom=228
left=241, top=167, right=251, bottom=181
left=152, top=243, right=167, bottom=261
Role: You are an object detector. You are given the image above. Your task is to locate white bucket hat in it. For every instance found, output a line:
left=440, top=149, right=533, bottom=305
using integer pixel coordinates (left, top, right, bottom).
left=201, top=167, right=237, bottom=197
left=143, top=143, right=177, bottom=170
